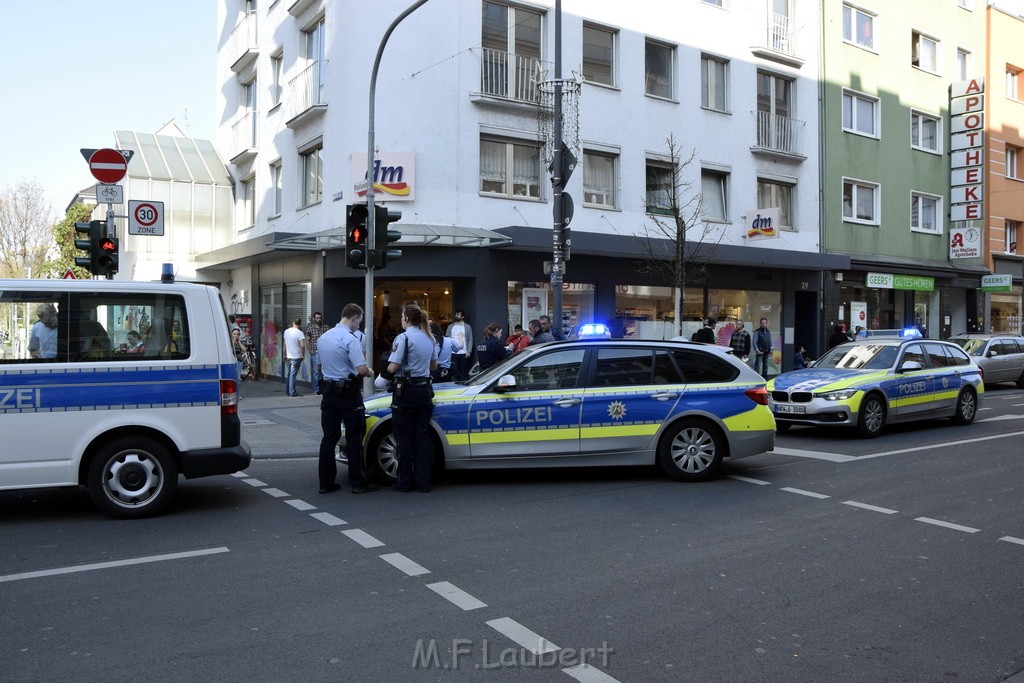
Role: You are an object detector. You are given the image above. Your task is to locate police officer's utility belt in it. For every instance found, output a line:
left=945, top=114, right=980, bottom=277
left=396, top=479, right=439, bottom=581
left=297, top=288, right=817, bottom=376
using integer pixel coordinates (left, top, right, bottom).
left=405, top=377, right=431, bottom=387
left=323, top=378, right=361, bottom=394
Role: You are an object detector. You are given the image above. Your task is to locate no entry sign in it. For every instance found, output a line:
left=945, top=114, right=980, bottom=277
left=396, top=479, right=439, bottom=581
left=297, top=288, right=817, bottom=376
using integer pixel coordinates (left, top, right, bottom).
left=89, top=148, right=128, bottom=184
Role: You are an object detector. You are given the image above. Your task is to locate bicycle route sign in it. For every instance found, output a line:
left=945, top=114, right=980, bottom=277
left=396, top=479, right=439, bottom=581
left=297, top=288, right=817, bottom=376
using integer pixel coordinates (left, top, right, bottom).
left=95, top=184, right=123, bottom=204
left=88, top=148, right=129, bottom=184
left=128, top=200, right=165, bottom=236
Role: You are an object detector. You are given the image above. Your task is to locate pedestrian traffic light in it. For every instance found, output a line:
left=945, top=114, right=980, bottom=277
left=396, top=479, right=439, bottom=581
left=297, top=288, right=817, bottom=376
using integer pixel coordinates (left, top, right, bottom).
left=73, top=220, right=111, bottom=276
left=346, top=204, right=369, bottom=269
left=373, top=205, right=403, bottom=269
left=95, top=235, right=119, bottom=278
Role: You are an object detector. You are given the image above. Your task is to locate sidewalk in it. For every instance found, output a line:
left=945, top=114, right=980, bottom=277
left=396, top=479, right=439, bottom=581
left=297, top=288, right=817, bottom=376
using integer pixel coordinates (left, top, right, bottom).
left=236, top=377, right=325, bottom=458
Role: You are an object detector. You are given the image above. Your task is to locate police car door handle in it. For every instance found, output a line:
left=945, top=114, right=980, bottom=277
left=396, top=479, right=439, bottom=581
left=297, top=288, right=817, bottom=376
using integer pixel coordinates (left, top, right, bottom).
left=553, top=398, right=581, bottom=407
left=650, top=391, right=678, bottom=401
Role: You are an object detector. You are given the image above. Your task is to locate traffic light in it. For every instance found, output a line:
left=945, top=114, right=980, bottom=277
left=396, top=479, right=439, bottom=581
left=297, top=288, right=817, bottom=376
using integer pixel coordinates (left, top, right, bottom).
left=73, top=221, right=97, bottom=272
left=73, top=220, right=114, bottom=276
left=346, top=204, right=369, bottom=269
left=96, top=235, right=119, bottom=278
left=373, top=205, right=403, bottom=269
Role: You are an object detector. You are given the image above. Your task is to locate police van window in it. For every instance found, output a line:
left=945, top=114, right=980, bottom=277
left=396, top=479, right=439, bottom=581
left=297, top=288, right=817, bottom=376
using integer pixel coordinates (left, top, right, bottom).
left=66, top=293, right=190, bottom=362
left=510, top=349, right=585, bottom=391
left=594, top=348, right=655, bottom=387
left=943, top=344, right=971, bottom=367
left=671, top=349, right=738, bottom=384
left=923, top=343, right=949, bottom=368
left=0, top=291, right=67, bottom=363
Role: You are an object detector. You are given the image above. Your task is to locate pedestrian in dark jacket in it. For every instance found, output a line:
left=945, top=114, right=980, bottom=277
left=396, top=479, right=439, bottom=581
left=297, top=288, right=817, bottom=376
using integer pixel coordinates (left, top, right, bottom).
left=692, top=318, right=716, bottom=344
left=528, top=319, right=554, bottom=345
left=729, top=321, right=751, bottom=360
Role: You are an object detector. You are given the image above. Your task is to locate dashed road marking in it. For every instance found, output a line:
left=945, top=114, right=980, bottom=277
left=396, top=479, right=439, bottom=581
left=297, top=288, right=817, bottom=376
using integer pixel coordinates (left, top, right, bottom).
left=562, top=663, right=622, bottom=683
left=914, top=517, right=980, bottom=533
left=310, top=512, right=347, bottom=526
left=243, top=478, right=267, bottom=487
left=999, top=536, right=1024, bottom=546
left=0, top=547, right=229, bottom=583
left=380, top=552, right=430, bottom=577
left=231, top=472, right=248, bottom=478
left=781, top=487, right=830, bottom=499
left=261, top=488, right=289, bottom=498
left=773, top=447, right=855, bottom=462
left=728, top=475, right=772, bottom=485
left=285, top=499, right=316, bottom=511
left=341, top=529, right=385, bottom=548
left=486, top=617, right=560, bottom=654
left=426, top=581, right=488, bottom=611
left=842, top=500, right=899, bottom=514
left=860, top=430, right=1024, bottom=458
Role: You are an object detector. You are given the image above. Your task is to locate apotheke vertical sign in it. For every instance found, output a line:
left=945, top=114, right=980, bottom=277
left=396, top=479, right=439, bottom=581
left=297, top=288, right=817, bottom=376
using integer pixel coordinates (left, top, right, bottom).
left=949, top=78, right=984, bottom=225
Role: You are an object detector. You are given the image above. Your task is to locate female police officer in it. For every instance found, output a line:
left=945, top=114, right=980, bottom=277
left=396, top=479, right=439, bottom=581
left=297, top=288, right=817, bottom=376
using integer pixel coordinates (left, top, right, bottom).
left=387, top=304, right=438, bottom=492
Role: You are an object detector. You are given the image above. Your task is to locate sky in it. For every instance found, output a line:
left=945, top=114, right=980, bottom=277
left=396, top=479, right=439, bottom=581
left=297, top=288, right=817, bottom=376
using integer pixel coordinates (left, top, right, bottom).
left=0, top=0, right=217, bottom=218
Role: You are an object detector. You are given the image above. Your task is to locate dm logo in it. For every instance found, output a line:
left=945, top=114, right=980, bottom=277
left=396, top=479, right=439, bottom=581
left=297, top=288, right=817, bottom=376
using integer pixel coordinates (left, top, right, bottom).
left=744, top=208, right=780, bottom=241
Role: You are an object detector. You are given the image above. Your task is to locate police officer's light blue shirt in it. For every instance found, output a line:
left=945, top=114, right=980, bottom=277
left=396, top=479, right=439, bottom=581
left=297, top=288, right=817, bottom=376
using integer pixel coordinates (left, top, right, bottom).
left=388, top=327, right=438, bottom=377
left=318, top=325, right=367, bottom=380
left=436, top=337, right=462, bottom=369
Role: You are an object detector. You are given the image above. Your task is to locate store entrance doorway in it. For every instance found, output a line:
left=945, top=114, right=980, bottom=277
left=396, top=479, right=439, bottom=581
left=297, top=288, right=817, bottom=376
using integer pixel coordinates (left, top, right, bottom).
left=372, top=280, right=453, bottom=365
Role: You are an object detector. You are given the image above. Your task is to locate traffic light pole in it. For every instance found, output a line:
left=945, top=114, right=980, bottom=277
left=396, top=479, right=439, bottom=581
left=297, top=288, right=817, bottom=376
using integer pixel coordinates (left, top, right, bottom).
left=551, top=0, right=565, bottom=336
left=363, top=0, right=430, bottom=391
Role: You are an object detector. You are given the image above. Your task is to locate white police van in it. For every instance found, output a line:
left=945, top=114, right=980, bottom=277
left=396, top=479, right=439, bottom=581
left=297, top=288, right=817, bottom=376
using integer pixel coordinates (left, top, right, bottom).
left=0, top=278, right=251, bottom=518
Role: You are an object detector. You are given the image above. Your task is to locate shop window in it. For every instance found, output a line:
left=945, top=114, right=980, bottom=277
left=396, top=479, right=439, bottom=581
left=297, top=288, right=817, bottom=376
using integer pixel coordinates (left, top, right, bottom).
left=613, top=285, right=702, bottom=340
left=507, top=281, right=594, bottom=339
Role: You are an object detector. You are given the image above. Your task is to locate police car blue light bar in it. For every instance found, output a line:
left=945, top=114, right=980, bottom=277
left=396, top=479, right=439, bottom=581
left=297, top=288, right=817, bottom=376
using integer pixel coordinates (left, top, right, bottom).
left=856, top=328, right=924, bottom=340
left=578, top=323, right=611, bottom=339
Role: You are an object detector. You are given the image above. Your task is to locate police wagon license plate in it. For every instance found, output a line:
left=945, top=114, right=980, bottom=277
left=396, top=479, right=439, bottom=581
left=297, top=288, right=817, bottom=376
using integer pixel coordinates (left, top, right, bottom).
left=775, top=404, right=805, bottom=415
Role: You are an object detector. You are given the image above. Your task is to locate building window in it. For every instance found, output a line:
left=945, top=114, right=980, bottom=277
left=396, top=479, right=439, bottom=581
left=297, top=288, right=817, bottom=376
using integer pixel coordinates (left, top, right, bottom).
left=582, top=24, right=615, bottom=86
left=1008, top=145, right=1020, bottom=179
left=240, top=176, right=255, bottom=227
left=842, top=89, right=878, bottom=137
left=583, top=151, right=616, bottom=208
left=479, top=137, right=541, bottom=199
left=300, top=145, right=323, bottom=207
left=912, top=31, right=938, bottom=73
left=842, top=4, right=874, bottom=50
left=911, top=111, right=940, bottom=153
left=646, top=160, right=674, bottom=215
left=270, top=54, right=283, bottom=107
left=843, top=178, right=879, bottom=225
left=955, top=50, right=971, bottom=82
left=270, top=161, right=282, bottom=216
left=645, top=40, right=674, bottom=99
left=701, top=55, right=728, bottom=112
left=481, top=2, right=542, bottom=101
left=1007, top=66, right=1022, bottom=100
left=910, top=192, right=940, bottom=234
left=757, top=179, right=793, bottom=230
left=1006, top=221, right=1018, bottom=254
left=701, top=169, right=729, bottom=222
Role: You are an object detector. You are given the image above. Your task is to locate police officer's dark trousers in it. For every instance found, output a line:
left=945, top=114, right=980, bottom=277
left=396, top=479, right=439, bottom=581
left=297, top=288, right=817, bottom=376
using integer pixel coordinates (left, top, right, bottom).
left=392, top=383, right=434, bottom=490
left=318, top=387, right=370, bottom=489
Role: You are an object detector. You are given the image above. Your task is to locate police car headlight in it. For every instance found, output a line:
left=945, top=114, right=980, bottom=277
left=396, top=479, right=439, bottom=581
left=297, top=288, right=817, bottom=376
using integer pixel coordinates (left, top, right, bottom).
left=815, top=389, right=858, bottom=401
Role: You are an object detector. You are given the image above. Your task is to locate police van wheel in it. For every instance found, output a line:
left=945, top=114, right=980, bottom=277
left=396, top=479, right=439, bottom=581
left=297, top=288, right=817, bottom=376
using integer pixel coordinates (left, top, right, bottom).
left=658, top=419, right=724, bottom=482
left=369, top=428, right=400, bottom=486
left=87, top=437, right=178, bottom=519
left=951, top=388, right=977, bottom=425
left=856, top=394, right=886, bottom=438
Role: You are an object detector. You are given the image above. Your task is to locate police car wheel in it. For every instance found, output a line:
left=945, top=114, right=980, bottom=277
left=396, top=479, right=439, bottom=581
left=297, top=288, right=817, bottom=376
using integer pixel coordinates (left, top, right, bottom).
left=658, top=419, right=724, bottom=482
left=951, top=388, right=977, bottom=425
left=369, top=428, right=400, bottom=485
left=86, top=436, right=178, bottom=519
left=856, top=393, right=886, bottom=438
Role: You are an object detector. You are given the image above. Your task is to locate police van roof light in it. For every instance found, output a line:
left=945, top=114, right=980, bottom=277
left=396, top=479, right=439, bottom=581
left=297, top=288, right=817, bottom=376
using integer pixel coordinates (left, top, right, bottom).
left=578, top=323, right=610, bottom=339
left=161, top=263, right=175, bottom=283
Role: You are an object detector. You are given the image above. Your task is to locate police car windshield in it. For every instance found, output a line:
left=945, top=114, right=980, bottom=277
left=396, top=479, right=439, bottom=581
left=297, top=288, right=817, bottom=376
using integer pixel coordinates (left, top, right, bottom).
left=948, top=337, right=985, bottom=356
left=814, top=343, right=899, bottom=370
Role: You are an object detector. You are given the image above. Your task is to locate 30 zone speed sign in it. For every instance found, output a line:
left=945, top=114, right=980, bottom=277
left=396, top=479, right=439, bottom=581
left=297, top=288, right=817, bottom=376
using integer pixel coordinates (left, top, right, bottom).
left=128, top=200, right=165, bottom=236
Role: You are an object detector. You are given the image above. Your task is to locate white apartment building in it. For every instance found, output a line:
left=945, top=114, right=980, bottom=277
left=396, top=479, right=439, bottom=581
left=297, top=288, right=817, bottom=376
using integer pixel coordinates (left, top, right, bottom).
left=209, top=0, right=847, bottom=381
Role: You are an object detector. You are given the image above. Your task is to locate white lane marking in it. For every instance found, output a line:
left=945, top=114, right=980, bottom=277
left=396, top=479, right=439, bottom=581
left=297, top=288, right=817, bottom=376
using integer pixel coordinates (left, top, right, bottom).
left=772, top=447, right=855, bottom=463
left=243, top=478, right=267, bottom=487
left=261, top=488, right=289, bottom=498
left=0, top=547, right=229, bottom=583
left=914, top=517, right=980, bottom=533
left=379, top=552, right=430, bottom=577
left=310, top=512, right=347, bottom=526
left=231, top=472, right=248, bottom=478
left=285, top=499, right=316, bottom=511
left=426, top=581, right=488, bottom=611
left=842, top=500, right=899, bottom=515
left=341, top=529, right=385, bottom=548
left=1013, top=403, right=1024, bottom=407
left=781, top=487, right=830, bottom=499
left=860, top=429, right=1024, bottom=459
left=562, top=663, right=622, bottom=683
left=999, top=536, right=1024, bottom=546
left=980, top=414, right=1024, bottom=422
left=486, top=617, right=560, bottom=654
left=978, top=407, right=993, bottom=411
left=728, top=475, right=772, bottom=485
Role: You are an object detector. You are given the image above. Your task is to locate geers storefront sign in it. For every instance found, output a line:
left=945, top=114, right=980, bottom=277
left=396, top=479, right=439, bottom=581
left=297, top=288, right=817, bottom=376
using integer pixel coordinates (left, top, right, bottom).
left=866, top=272, right=935, bottom=292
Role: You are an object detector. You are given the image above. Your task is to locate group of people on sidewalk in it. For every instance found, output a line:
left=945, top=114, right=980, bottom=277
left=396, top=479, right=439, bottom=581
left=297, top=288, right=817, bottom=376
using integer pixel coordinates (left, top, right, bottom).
left=697, top=317, right=777, bottom=379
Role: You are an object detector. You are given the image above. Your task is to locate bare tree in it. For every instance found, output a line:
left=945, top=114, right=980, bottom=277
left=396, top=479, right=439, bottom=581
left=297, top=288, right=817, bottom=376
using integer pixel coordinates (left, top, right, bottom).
left=637, top=134, right=725, bottom=337
left=0, top=179, right=57, bottom=278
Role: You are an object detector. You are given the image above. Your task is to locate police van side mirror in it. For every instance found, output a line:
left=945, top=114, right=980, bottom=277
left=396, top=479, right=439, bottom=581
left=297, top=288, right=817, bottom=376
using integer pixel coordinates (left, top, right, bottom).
left=494, top=374, right=517, bottom=393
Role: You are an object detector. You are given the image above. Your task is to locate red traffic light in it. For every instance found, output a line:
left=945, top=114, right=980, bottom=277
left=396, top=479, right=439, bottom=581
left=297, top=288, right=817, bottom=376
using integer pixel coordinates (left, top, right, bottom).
left=350, top=227, right=365, bottom=244
left=98, top=238, right=117, bottom=252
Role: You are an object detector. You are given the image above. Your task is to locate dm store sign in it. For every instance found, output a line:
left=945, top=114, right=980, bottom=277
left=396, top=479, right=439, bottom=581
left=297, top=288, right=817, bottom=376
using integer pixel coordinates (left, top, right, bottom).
left=352, top=151, right=415, bottom=201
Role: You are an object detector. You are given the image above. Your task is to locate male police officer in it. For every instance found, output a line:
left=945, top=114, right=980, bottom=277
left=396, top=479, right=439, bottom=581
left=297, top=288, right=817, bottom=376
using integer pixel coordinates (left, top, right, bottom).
left=317, top=303, right=378, bottom=494
left=387, top=303, right=438, bottom=493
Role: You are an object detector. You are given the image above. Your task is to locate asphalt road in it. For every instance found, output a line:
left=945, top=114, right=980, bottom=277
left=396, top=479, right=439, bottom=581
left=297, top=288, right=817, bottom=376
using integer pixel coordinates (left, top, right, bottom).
left=2, top=382, right=1023, bottom=682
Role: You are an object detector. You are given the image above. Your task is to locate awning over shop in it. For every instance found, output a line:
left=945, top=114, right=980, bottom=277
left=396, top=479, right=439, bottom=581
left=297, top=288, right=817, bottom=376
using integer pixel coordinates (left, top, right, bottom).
left=267, top=223, right=512, bottom=251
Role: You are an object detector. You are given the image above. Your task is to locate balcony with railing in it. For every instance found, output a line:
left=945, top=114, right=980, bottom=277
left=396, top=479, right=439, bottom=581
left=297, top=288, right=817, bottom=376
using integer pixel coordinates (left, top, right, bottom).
left=229, top=10, right=258, bottom=73
left=751, top=111, right=806, bottom=160
left=474, top=48, right=550, bottom=107
left=229, top=110, right=258, bottom=164
left=750, top=11, right=804, bottom=68
left=285, top=60, right=327, bottom=128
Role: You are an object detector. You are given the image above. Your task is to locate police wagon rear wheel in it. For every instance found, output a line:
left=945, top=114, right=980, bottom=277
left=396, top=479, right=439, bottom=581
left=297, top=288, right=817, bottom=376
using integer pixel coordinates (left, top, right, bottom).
left=658, top=419, right=724, bottom=482
left=951, top=388, right=977, bottom=425
left=86, top=436, right=177, bottom=519
left=369, top=427, right=400, bottom=486
left=856, top=393, right=886, bottom=438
